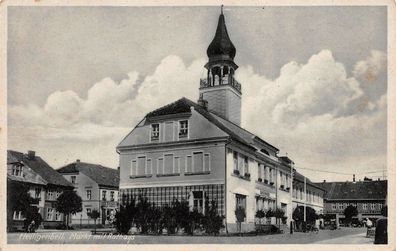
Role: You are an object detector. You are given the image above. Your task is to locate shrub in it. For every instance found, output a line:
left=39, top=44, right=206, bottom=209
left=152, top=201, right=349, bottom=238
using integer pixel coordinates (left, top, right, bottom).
left=266, top=209, right=274, bottom=218
left=203, top=200, right=224, bottom=235
left=114, top=197, right=136, bottom=234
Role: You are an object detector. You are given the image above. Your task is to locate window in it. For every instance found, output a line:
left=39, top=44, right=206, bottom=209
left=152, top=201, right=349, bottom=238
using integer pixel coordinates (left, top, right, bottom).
left=12, top=165, right=23, bottom=177
left=55, top=190, right=61, bottom=199
left=157, top=158, right=164, bottom=175
left=86, top=190, right=92, bottom=200
left=164, top=154, right=174, bottom=174
left=110, top=191, right=115, bottom=201
left=55, top=211, right=61, bottom=221
left=71, top=176, right=76, bottom=184
left=235, top=194, right=247, bottom=221
left=179, top=120, right=188, bottom=138
left=371, top=203, right=375, bottom=210
left=244, top=157, right=249, bottom=175
left=193, top=152, right=204, bottom=173
left=204, top=154, right=210, bottom=172
left=102, top=190, right=107, bottom=201
left=186, top=156, right=192, bottom=173
left=363, top=203, right=368, bottom=210
left=269, top=168, right=273, bottom=183
left=192, top=191, right=204, bottom=213
left=137, top=156, right=146, bottom=176
left=233, top=151, right=238, bottom=171
left=379, top=204, right=383, bottom=210
left=47, top=190, right=54, bottom=200
left=86, top=208, right=92, bottom=217
left=35, top=188, right=41, bottom=198
left=174, top=157, right=180, bottom=174
left=131, top=160, right=137, bottom=176
left=146, top=159, right=152, bottom=175
left=47, top=208, right=54, bottom=220
left=332, top=204, right=336, bottom=210
left=13, top=211, right=23, bottom=220
left=151, top=124, right=160, bottom=141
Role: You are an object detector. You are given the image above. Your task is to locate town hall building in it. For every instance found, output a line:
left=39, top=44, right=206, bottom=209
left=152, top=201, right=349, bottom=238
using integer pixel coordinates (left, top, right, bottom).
left=117, top=10, right=320, bottom=232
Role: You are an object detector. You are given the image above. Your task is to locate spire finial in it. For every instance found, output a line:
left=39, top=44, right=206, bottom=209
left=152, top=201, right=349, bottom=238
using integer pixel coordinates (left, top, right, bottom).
left=221, top=5, right=223, bottom=15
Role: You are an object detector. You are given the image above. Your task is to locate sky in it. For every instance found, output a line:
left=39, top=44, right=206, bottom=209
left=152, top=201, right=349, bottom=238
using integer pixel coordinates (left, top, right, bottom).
left=7, top=6, right=387, bottom=182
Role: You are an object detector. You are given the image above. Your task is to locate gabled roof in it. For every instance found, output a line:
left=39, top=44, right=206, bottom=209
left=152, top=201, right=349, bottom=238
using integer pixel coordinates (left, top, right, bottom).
left=58, top=161, right=119, bottom=188
left=142, top=97, right=278, bottom=152
left=314, top=180, right=387, bottom=200
left=7, top=150, right=73, bottom=188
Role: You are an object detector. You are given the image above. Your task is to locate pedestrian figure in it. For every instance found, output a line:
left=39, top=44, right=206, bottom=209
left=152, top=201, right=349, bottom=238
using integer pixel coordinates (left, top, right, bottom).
left=27, top=220, right=35, bottom=233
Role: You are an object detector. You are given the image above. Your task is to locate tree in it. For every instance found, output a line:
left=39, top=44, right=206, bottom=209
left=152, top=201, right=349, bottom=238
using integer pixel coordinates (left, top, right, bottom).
left=203, top=200, right=224, bottom=235
left=55, top=190, right=82, bottom=229
left=343, top=205, right=358, bottom=226
left=7, top=180, right=42, bottom=232
left=274, top=208, right=285, bottom=226
left=235, top=207, right=246, bottom=234
left=255, top=209, right=266, bottom=225
left=88, top=209, right=100, bottom=234
left=293, top=206, right=318, bottom=223
left=114, top=197, right=136, bottom=234
left=135, top=196, right=156, bottom=234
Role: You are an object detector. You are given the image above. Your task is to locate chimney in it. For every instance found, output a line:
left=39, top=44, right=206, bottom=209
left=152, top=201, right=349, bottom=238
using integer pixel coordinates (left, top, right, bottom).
left=27, top=150, right=35, bottom=160
left=323, top=180, right=326, bottom=183
left=117, top=166, right=120, bottom=171
left=197, top=94, right=208, bottom=110
left=353, top=174, right=356, bottom=183
left=76, top=159, right=80, bottom=163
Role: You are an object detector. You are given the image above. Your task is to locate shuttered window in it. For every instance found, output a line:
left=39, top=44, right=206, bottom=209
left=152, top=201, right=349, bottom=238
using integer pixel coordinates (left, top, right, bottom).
left=204, top=154, right=210, bottom=171
left=131, top=160, right=137, bottom=175
left=186, top=156, right=192, bottom=173
left=137, top=156, right=146, bottom=176
left=157, top=158, right=164, bottom=175
left=193, top=152, right=203, bottom=173
left=164, top=154, right=173, bottom=174
left=174, top=157, right=180, bottom=174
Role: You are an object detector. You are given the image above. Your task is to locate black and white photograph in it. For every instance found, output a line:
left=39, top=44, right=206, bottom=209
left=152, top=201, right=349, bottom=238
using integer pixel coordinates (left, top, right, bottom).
left=1, top=0, right=395, bottom=248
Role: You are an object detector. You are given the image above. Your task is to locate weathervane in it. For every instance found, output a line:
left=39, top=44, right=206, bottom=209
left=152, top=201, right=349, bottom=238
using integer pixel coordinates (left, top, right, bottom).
left=221, top=4, right=224, bottom=14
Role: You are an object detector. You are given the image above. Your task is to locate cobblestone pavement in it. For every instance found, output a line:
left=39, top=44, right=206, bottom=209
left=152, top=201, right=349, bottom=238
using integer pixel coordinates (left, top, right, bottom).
left=7, top=227, right=373, bottom=244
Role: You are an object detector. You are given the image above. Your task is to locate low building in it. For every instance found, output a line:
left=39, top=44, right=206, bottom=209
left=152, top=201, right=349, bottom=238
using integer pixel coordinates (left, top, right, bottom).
left=57, top=160, right=119, bottom=226
left=315, top=178, right=387, bottom=226
left=292, top=171, right=325, bottom=215
left=7, top=150, right=74, bottom=230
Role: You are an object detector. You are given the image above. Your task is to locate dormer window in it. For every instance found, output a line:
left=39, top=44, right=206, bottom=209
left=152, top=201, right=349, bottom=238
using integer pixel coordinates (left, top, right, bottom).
left=151, top=124, right=160, bottom=141
left=179, top=120, right=188, bottom=138
left=12, top=164, right=23, bottom=177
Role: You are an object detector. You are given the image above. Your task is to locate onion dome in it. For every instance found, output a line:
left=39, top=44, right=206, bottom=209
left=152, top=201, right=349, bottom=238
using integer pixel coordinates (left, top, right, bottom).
left=206, top=10, right=236, bottom=62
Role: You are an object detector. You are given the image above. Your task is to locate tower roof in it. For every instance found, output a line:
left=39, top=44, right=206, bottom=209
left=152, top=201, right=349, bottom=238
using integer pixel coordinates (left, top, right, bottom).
left=206, top=10, right=236, bottom=62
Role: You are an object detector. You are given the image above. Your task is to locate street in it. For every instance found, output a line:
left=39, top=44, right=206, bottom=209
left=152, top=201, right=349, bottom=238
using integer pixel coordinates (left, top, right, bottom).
left=7, top=227, right=374, bottom=244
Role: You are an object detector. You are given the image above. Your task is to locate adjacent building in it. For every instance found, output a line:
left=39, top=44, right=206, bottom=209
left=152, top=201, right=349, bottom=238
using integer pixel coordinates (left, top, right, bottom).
left=292, top=170, right=325, bottom=215
left=57, top=160, right=119, bottom=226
left=117, top=10, right=322, bottom=232
left=315, top=178, right=387, bottom=226
left=7, top=150, right=74, bottom=230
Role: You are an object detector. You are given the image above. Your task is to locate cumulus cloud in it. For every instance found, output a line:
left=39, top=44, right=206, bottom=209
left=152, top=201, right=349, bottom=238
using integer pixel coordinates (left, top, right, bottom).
left=237, top=50, right=387, bottom=180
left=8, top=51, right=387, bottom=180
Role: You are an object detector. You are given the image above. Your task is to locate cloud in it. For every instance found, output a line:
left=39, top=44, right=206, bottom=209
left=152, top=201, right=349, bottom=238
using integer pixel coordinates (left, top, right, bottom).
left=8, top=55, right=205, bottom=167
left=8, top=51, right=387, bottom=181
left=237, top=50, right=387, bottom=180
